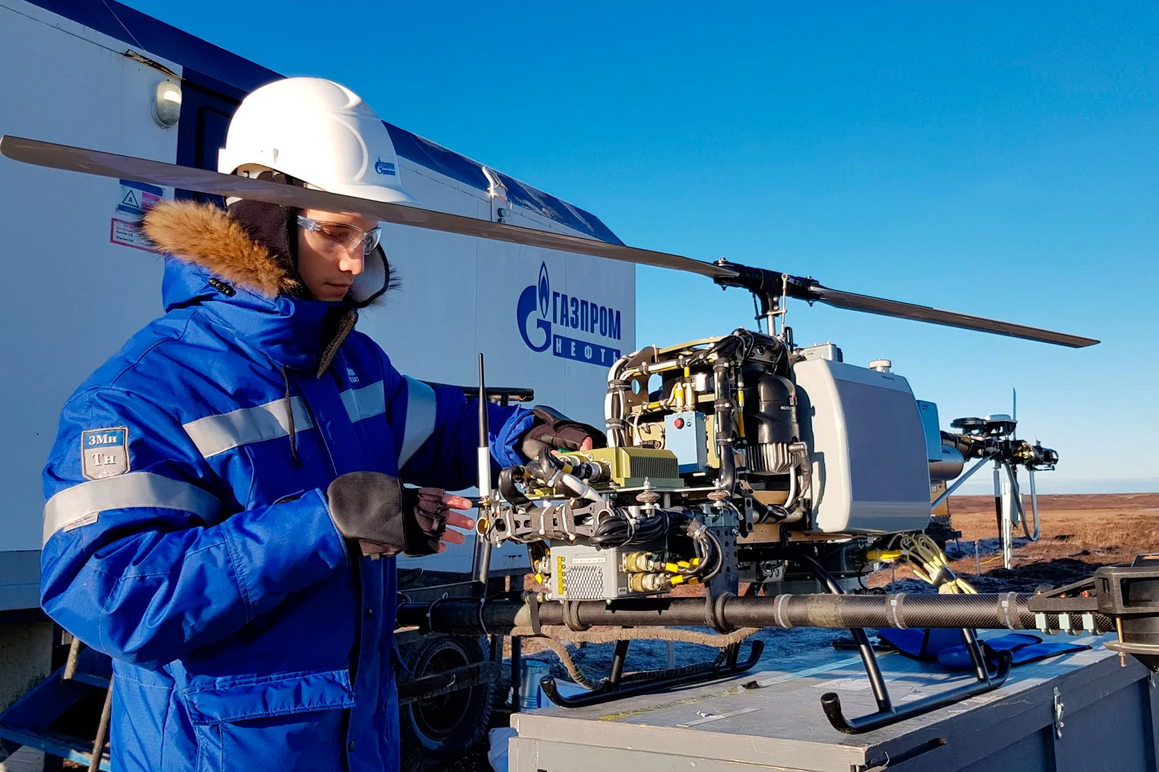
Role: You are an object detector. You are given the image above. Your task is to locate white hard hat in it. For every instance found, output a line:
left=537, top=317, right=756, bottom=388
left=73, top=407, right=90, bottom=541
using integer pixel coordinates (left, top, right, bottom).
left=218, top=77, right=416, bottom=205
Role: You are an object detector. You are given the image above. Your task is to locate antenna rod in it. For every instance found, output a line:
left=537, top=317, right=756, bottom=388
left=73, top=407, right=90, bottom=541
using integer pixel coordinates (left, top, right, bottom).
left=476, top=354, right=493, bottom=588
left=1013, top=388, right=1018, bottom=438
left=477, top=353, right=492, bottom=500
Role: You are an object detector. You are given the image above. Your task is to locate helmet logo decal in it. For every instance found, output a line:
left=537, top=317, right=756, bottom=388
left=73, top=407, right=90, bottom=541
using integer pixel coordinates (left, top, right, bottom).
left=374, top=158, right=397, bottom=176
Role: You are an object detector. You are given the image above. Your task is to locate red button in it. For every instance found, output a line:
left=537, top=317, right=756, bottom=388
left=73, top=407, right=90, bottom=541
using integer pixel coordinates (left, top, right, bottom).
left=674, top=418, right=685, bottom=429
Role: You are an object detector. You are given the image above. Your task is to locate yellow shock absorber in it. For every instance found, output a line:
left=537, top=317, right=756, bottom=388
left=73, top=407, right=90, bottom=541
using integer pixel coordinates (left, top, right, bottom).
left=736, top=388, right=746, bottom=439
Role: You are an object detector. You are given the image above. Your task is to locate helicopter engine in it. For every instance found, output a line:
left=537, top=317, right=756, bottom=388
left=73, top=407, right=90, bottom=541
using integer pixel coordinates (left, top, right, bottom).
left=481, top=330, right=948, bottom=601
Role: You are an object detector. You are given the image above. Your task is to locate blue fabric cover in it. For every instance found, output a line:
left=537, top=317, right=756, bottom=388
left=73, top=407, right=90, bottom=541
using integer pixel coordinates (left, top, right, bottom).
left=877, top=627, right=966, bottom=661
left=936, top=634, right=1091, bottom=670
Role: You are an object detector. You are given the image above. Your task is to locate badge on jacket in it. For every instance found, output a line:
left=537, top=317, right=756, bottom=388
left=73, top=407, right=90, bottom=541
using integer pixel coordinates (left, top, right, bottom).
left=82, top=428, right=130, bottom=480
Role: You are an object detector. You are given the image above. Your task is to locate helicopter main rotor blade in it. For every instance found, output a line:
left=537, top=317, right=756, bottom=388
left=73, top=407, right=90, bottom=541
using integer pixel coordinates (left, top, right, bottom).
left=0, top=135, right=1100, bottom=348
left=0, top=135, right=733, bottom=280
left=809, top=284, right=1099, bottom=348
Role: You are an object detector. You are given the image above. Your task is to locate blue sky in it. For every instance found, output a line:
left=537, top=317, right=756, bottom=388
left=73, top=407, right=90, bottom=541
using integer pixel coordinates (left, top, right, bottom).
left=123, top=0, right=1158, bottom=493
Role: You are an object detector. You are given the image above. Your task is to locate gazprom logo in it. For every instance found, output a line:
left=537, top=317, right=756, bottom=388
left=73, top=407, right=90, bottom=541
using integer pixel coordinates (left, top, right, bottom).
left=374, top=158, right=397, bottom=176
left=538, top=262, right=550, bottom=318
left=517, top=262, right=622, bottom=367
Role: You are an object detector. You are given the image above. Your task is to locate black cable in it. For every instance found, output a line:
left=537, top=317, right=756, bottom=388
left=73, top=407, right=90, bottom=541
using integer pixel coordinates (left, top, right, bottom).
left=498, top=465, right=532, bottom=508
left=590, top=508, right=674, bottom=548
left=698, top=529, right=725, bottom=583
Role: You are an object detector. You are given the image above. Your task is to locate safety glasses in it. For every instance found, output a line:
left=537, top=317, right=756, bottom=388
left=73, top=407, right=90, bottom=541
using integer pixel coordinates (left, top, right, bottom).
left=296, top=215, right=382, bottom=256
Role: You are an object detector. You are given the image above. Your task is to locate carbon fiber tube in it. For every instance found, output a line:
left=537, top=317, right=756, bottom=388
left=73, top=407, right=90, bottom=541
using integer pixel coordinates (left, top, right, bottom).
left=397, top=593, right=1114, bottom=635
left=730, top=593, right=1037, bottom=630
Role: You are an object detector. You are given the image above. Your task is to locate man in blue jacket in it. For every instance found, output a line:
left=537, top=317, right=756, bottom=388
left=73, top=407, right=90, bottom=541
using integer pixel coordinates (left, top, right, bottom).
left=39, top=77, right=599, bottom=772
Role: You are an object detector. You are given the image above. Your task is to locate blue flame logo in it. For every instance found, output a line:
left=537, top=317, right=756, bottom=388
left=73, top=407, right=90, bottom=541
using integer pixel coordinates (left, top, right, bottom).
left=374, top=157, right=396, bottom=176
left=537, top=263, right=550, bottom=318
left=516, top=261, right=622, bottom=365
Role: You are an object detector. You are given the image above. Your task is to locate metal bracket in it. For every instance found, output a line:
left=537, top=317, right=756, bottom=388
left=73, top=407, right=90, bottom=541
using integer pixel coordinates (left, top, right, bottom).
left=1053, top=687, right=1065, bottom=739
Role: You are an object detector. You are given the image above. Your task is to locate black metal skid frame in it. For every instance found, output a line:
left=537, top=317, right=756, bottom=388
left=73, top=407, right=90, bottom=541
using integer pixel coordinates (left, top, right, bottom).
left=795, top=555, right=1011, bottom=733
left=538, top=638, right=765, bottom=709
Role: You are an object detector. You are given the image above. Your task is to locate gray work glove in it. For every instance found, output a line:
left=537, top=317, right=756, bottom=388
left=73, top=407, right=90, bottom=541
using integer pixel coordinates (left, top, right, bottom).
left=520, top=406, right=605, bottom=459
left=326, top=472, right=449, bottom=557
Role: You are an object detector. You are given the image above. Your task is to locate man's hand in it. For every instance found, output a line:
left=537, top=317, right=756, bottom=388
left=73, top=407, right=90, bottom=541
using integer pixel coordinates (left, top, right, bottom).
left=520, top=406, right=604, bottom=460
left=327, top=473, right=477, bottom=557
left=426, top=493, right=475, bottom=553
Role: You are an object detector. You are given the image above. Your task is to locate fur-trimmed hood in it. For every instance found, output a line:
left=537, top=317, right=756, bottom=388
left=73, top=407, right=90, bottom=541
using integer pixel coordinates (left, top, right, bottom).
left=140, top=200, right=391, bottom=373
left=141, top=199, right=393, bottom=306
left=142, top=199, right=305, bottom=299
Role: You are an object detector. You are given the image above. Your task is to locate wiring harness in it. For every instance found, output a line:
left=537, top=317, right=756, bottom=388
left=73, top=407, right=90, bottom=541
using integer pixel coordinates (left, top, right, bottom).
left=869, top=534, right=977, bottom=595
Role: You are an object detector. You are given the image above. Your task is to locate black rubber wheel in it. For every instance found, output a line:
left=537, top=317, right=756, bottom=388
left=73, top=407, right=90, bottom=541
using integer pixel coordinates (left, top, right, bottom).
left=398, top=635, right=496, bottom=771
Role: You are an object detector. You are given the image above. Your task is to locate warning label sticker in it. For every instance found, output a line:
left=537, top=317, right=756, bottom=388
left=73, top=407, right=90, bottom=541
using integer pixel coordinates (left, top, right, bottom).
left=111, top=179, right=166, bottom=252
left=117, top=179, right=163, bottom=217
left=110, top=218, right=154, bottom=252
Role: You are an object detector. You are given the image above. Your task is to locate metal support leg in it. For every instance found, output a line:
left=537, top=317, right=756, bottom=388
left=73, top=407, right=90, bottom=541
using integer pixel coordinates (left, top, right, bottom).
left=63, top=637, right=82, bottom=681
left=724, top=641, right=741, bottom=669
left=931, top=457, right=990, bottom=512
left=993, top=463, right=1003, bottom=541
left=607, top=640, right=630, bottom=686
left=822, top=646, right=1012, bottom=734
left=796, top=554, right=1013, bottom=734
left=1027, top=468, right=1041, bottom=541
left=509, top=635, right=522, bottom=711
left=87, top=675, right=112, bottom=772
left=1001, top=465, right=1014, bottom=569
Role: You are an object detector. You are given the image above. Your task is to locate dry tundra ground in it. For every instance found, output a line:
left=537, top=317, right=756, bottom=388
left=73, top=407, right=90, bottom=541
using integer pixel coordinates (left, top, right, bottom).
left=872, top=492, right=1159, bottom=591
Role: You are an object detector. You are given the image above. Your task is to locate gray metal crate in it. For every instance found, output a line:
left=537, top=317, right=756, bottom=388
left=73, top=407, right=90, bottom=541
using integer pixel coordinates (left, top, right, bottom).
left=510, top=635, right=1159, bottom=772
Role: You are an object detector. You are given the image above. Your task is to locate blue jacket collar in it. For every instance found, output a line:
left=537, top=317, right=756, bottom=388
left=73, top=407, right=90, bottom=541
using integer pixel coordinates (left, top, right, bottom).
left=144, top=200, right=356, bottom=372
left=162, top=259, right=348, bottom=372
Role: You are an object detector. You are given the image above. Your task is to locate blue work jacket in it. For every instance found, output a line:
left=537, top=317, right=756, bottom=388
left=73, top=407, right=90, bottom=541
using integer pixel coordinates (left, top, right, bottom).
left=39, top=201, right=532, bottom=772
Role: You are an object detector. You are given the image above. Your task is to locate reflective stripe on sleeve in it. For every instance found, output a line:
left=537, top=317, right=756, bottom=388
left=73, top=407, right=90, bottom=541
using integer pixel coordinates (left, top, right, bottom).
left=43, top=472, right=222, bottom=545
left=340, top=381, right=386, bottom=424
left=397, top=377, right=437, bottom=468
left=182, top=397, right=314, bottom=459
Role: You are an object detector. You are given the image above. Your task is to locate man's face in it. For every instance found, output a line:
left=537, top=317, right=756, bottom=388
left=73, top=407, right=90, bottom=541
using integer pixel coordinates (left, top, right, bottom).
left=296, top=209, right=380, bottom=302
